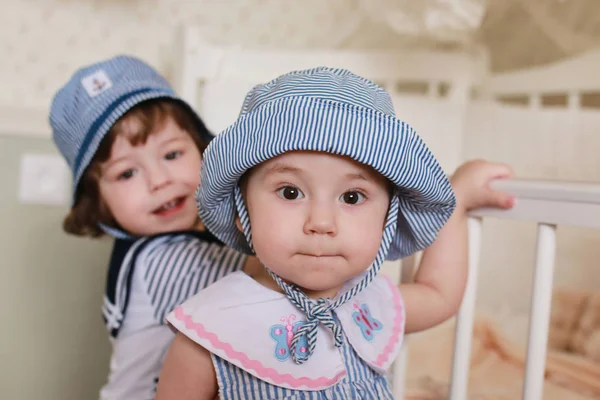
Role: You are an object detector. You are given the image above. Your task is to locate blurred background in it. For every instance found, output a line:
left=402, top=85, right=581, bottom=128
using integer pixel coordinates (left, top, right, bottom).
left=3, top=0, right=600, bottom=398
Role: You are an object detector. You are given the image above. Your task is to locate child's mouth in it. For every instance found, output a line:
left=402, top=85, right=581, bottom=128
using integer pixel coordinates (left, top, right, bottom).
left=153, top=196, right=186, bottom=216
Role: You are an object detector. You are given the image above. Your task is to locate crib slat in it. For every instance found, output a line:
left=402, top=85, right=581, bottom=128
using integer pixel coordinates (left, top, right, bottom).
left=392, top=255, right=418, bottom=399
left=523, top=223, right=557, bottom=400
left=449, top=217, right=483, bottom=399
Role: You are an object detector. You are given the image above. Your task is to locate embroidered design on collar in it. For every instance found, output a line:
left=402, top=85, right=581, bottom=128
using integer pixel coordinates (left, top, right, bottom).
left=270, top=314, right=309, bottom=362
left=352, top=302, right=383, bottom=341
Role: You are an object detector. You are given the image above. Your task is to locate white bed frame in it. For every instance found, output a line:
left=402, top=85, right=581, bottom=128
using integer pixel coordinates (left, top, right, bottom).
left=443, top=179, right=600, bottom=400
left=485, top=47, right=600, bottom=111
left=172, top=26, right=485, bottom=174
left=173, top=25, right=600, bottom=400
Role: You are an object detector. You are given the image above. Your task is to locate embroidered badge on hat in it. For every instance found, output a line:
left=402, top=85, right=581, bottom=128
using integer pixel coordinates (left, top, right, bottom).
left=81, top=69, right=113, bottom=98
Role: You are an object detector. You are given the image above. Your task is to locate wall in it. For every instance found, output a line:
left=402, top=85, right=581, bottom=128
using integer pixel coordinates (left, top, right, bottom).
left=0, top=135, right=112, bottom=399
left=0, top=0, right=407, bottom=112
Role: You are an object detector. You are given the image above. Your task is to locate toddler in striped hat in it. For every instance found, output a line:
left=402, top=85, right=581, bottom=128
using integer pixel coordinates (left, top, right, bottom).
left=49, top=55, right=261, bottom=399
left=157, top=67, right=515, bottom=399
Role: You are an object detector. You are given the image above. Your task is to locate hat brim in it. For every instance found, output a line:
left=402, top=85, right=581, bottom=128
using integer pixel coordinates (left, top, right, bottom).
left=197, top=96, right=455, bottom=260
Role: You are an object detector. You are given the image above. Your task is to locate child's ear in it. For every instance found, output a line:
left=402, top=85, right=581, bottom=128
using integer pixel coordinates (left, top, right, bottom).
left=235, top=217, right=243, bottom=233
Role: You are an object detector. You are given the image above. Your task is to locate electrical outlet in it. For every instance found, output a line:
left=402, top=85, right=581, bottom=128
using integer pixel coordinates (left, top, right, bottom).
left=18, top=153, right=70, bottom=205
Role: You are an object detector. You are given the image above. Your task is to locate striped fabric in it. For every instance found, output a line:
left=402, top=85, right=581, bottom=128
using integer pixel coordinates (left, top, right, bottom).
left=196, top=66, right=456, bottom=364
left=197, top=66, right=456, bottom=260
left=103, top=232, right=246, bottom=337
left=49, top=55, right=212, bottom=238
left=212, top=335, right=394, bottom=400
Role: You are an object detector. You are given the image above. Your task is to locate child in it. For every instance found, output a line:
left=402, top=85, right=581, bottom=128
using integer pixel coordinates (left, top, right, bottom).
left=49, top=55, right=259, bottom=400
left=156, top=67, right=515, bottom=399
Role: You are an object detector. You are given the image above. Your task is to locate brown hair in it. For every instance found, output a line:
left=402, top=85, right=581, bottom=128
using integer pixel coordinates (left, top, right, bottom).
left=63, top=99, right=209, bottom=237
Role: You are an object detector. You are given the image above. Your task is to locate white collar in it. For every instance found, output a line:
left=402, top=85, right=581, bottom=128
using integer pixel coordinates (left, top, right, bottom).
left=167, top=271, right=405, bottom=391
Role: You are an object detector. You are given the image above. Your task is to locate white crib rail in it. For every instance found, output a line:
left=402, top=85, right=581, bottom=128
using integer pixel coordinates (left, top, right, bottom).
left=469, top=179, right=600, bottom=229
left=449, top=217, right=482, bottom=400
left=523, top=223, right=557, bottom=400
left=445, top=178, right=600, bottom=400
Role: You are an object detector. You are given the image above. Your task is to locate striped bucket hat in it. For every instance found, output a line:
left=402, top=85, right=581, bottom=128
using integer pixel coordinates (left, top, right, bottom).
left=49, top=55, right=212, bottom=237
left=196, top=66, right=456, bottom=362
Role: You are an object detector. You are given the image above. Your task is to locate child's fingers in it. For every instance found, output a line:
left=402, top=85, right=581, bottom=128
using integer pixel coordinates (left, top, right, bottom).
left=487, top=162, right=514, bottom=180
left=486, top=190, right=516, bottom=209
left=484, top=163, right=515, bottom=209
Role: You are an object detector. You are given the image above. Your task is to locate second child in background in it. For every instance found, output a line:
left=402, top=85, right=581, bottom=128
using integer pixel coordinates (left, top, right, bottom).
left=49, top=55, right=259, bottom=400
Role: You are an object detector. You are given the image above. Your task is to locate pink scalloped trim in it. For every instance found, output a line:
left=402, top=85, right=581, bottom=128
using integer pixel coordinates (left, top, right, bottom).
left=173, top=307, right=346, bottom=389
left=374, top=275, right=405, bottom=367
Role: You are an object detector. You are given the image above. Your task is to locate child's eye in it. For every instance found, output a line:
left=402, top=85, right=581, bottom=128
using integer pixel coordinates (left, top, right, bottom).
left=118, top=169, right=136, bottom=180
left=277, top=186, right=305, bottom=200
left=340, top=191, right=366, bottom=205
left=165, top=151, right=182, bottom=160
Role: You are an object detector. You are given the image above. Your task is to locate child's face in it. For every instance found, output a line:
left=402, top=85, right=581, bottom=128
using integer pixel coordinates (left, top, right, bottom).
left=243, top=151, right=390, bottom=297
left=98, top=116, right=202, bottom=236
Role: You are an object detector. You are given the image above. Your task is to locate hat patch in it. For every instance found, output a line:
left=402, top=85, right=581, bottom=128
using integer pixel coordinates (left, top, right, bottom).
left=81, top=69, right=113, bottom=98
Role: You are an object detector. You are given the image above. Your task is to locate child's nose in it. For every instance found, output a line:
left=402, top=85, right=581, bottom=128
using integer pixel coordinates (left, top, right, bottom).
left=147, top=164, right=172, bottom=191
left=303, top=202, right=337, bottom=236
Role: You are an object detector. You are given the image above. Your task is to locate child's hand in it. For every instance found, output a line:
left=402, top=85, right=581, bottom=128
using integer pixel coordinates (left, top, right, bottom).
left=450, top=159, right=515, bottom=212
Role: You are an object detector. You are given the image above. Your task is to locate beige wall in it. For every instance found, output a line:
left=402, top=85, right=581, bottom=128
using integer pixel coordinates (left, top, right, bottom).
left=0, top=135, right=112, bottom=399
left=0, top=0, right=406, bottom=112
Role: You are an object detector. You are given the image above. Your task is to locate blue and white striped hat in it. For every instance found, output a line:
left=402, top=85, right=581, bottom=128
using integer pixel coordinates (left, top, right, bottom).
left=198, top=66, right=455, bottom=261
left=197, top=66, right=456, bottom=363
left=50, top=55, right=212, bottom=206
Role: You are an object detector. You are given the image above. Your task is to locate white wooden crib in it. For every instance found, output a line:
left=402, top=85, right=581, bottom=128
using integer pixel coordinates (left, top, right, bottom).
left=172, top=25, right=600, bottom=399
left=429, top=180, right=600, bottom=400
